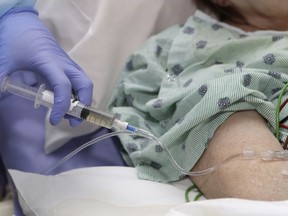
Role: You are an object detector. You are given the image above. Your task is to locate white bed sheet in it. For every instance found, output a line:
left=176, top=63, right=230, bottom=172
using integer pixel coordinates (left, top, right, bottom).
left=9, top=167, right=196, bottom=216
left=167, top=198, right=288, bottom=216
left=0, top=199, right=13, bottom=216
left=9, top=167, right=288, bottom=216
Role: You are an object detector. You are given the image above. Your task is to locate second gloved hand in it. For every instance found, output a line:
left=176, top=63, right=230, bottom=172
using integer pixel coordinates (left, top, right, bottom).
left=0, top=7, right=93, bottom=126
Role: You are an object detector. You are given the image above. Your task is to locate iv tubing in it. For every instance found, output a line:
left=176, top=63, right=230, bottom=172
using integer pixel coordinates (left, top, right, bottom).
left=43, top=128, right=288, bottom=176
left=44, top=129, right=229, bottom=175
left=42, top=131, right=129, bottom=174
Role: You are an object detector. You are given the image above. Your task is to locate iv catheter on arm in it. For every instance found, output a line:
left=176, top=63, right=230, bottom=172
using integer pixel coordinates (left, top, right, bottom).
left=2, top=76, right=288, bottom=176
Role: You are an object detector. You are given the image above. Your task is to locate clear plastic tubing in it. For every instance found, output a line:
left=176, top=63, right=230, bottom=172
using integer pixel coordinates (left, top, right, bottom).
left=1, top=77, right=136, bottom=132
left=42, top=127, right=288, bottom=176
left=3, top=77, right=288, bottom=176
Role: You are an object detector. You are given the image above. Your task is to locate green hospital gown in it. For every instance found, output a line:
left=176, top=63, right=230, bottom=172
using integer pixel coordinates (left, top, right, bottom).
left=108, top=11, right=288, bottom=183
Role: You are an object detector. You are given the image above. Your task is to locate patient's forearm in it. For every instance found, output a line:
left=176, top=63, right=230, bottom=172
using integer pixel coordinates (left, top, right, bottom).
left=191, top=111, right=288, bottom=201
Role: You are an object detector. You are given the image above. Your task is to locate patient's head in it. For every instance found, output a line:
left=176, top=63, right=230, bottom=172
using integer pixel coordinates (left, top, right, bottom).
left=194, top=0, right=288, bottom=31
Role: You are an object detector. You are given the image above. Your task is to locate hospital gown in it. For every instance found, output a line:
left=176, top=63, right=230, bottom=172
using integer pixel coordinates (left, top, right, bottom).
left=109, top=10, right=288, bottom=183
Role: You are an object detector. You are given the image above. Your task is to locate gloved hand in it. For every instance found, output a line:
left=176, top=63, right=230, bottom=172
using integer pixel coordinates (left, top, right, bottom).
left=0, top=7, right=93, bottom=126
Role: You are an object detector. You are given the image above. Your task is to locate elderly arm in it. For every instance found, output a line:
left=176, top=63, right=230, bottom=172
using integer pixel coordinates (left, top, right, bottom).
left=191, top=110, right=288, bottom=201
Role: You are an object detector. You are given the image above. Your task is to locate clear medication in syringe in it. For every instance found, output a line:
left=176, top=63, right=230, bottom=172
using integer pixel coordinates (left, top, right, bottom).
left=1, top=76, right=136, bottom=132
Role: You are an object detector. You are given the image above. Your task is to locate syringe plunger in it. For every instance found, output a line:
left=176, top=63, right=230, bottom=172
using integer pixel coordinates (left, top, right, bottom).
left=1, top=77, right=135, bottom=131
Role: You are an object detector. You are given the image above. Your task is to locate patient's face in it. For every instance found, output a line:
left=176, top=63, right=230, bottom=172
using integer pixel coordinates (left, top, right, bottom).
left=219, top=0, right=288, bottom=31
left=230, top=0, right=288, bottom=14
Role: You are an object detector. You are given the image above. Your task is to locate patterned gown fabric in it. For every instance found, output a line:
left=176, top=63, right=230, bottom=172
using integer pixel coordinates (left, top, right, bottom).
left=109, top=11, right=288, bottom=182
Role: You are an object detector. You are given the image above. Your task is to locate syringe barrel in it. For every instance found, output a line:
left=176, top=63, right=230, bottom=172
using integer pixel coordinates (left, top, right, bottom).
left=40, top=89, right=116, bottom=128
left=1, top=76, right=118, bottom=129
left=1, top=77, right=38, bottom=102
left=75, top=104, right=115, bottom=128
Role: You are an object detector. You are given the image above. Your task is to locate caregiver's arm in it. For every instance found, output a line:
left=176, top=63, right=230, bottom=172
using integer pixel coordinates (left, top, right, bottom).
left=191, top=110, right=288, bottom=201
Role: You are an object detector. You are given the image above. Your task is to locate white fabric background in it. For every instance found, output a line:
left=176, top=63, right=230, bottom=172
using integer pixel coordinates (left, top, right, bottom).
left=35, top=0, right=197, bottom=153
left=10, top=167, right=195, bottom=216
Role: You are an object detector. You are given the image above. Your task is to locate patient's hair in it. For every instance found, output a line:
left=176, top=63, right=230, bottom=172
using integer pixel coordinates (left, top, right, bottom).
left=193, top=0, right=245, bottom=23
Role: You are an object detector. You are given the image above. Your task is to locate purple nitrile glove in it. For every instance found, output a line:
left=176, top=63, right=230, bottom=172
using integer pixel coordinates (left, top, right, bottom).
left=0, top=7, right=93, bottom=126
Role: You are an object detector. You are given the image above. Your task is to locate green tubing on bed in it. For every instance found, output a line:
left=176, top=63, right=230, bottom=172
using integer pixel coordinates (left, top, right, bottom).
left=185, top=184, right=204, bottom=202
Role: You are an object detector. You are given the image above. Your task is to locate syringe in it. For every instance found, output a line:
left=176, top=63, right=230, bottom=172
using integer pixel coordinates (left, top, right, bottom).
left=1, top=77, right=137, bottom=132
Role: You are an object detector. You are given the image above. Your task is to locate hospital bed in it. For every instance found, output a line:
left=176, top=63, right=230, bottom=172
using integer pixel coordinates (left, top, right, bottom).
left=2, top=0, right=288, bottom=215
left=4, top=167, right=288, bottom=216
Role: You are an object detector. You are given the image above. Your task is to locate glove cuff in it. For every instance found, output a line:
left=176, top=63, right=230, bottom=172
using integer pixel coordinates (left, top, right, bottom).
left=1, top=6, right=38, bottom=20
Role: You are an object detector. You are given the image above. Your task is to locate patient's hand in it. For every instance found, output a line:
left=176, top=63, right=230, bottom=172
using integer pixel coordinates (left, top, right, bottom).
left=191, top=111, right=288, bottom=201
